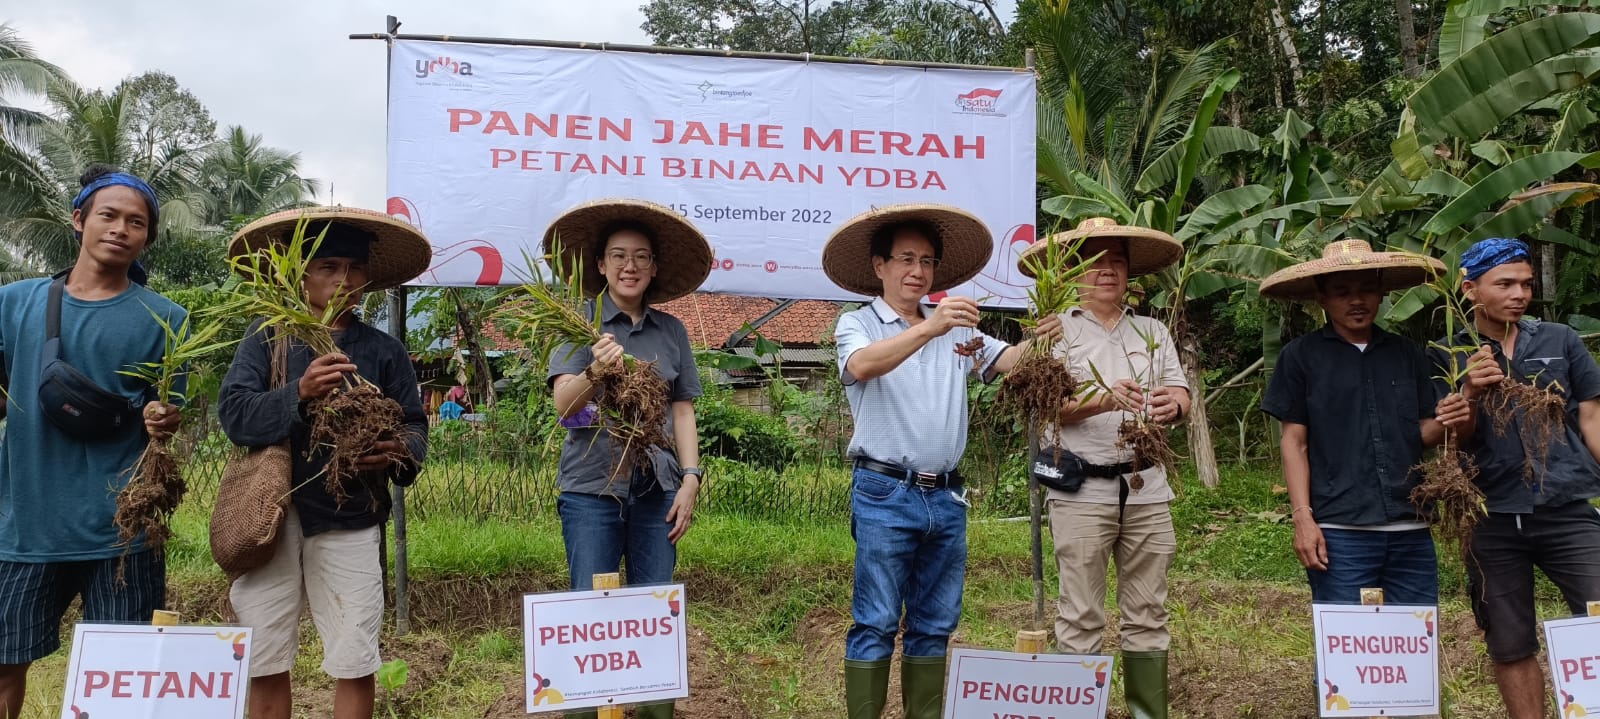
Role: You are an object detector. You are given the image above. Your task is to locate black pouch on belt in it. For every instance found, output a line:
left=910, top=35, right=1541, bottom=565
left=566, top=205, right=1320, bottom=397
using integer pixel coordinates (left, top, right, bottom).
left=36, top=272, right=143, bottom=439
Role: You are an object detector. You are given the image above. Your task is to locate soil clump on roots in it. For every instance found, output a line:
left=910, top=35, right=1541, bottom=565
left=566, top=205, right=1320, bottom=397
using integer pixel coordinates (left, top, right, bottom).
left=1484, top=376, right=1567, bottom=484
left=113, top=438, right=185, bottom=549
left=309, top=382, right=411, bottom=507
left=1410, top=447, right=1486, bottom=554
left=997, top=351, right=1078, bottom=431
left=1118, top=417, right=1176, bottom=476
left=588, top=359, right=671, bottom=474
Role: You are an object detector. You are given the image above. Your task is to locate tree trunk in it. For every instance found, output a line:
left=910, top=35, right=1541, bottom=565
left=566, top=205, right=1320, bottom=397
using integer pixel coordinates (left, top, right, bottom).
left=1540, top=241, right=1558, bottom=322
left=1180, top=332, right=1221, bottom=488
left=450, top=291, right=497, bottom=409
left=1267, top=1, right=1307, bottom=108
left=1396, top=0, right=1421, bottom=78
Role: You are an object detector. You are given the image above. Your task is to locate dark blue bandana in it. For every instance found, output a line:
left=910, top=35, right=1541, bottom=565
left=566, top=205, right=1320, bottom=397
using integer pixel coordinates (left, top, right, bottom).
left=1461, top=238, right=1531, bottom=281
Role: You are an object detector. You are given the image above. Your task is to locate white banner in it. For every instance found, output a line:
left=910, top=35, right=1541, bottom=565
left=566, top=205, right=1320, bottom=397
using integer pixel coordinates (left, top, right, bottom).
left=387, top=40, right=1039, bottom=307
left=942, top=648, right=1112, bottom=719
left=1312, top=604, right=1440, bottom=717
left=523, top=585, right=688, bottom=712
left=60, top=623, right=252, bottom=719
left=1544, top=614, right=1600, bottom=717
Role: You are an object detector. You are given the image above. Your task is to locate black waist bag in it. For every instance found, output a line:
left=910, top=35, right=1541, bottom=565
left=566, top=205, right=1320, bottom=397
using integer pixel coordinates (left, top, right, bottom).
left=1032, top=446, right=1132, bottom=494
left=37, top=273, right=141, bottom=439
left=1032, top=446, right=1088, bottom=493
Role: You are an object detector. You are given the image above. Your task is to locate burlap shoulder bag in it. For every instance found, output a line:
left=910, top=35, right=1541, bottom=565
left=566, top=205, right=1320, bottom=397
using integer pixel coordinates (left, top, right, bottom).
left=210, top=334, right=293, bottom=577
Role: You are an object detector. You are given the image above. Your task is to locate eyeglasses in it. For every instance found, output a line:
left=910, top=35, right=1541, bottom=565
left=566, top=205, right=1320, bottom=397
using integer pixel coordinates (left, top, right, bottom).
left=888, top=253, right=940, bottom=270
left=605, top=250, right=655, bottom=270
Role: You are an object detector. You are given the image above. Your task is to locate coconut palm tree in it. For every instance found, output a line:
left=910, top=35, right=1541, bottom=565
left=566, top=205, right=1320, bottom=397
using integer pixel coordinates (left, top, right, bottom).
left=195, top=125, right=319, bottom=226
left=0, top=22, right=64, bottom=132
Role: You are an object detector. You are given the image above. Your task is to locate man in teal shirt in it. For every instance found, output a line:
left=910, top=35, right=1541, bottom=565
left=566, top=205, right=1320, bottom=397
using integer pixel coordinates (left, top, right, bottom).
left=0, top=166, right=185, bottom=719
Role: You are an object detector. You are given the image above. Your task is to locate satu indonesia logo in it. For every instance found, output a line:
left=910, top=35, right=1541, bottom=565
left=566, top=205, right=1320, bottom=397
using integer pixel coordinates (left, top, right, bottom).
left=416, top=56, right=476, bottom=78
left=955, top=88, right=1004, bottom=115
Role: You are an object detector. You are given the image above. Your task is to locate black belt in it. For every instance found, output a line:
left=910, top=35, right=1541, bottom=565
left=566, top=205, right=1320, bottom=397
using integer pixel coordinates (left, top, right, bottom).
left=854, top=458, right=962, bottom=489
left=1085, top=460, right=1135, bottom=478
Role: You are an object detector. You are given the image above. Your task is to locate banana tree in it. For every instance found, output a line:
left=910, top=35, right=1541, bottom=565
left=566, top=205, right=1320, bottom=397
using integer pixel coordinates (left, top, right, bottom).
left=1355, top=6, right=1600, bottom=323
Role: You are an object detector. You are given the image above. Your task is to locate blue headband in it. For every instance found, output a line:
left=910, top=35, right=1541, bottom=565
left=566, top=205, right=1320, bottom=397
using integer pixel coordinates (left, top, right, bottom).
left=71, top=172, right=158, bottom=285
left=1461, top=238, right=1531, bottom=281
left=71, top=172, right=160, bottom=217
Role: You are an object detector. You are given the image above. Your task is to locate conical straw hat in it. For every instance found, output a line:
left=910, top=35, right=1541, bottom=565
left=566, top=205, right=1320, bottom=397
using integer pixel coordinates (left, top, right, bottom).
left=822, top=204, right=992, bottom=297
left=1259, top=239, right=1446, bottom=300
left=1017, top=217, right=1184, bottom=278
left=542, top=198, right=713, bottom=304
left=229, top=206, right=433, bottom=291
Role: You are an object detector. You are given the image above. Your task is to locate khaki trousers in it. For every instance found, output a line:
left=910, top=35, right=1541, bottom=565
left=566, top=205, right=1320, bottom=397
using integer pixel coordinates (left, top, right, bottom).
left=1049, top=498, right=1176, bottom=654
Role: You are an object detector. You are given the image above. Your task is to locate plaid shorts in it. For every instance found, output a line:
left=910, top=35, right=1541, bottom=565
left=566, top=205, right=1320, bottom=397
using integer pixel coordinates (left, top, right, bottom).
left=0, top=549, right=166, bottom=664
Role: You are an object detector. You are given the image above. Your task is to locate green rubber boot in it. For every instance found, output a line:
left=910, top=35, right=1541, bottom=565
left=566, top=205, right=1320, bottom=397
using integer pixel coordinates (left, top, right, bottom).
left=901, top=655, right=947, bottom=719
left=1122, top=650, right=1169, bottom=719
left=845, top=658, right=891, bottom=719
left=634, top=700, right=674, bottom=718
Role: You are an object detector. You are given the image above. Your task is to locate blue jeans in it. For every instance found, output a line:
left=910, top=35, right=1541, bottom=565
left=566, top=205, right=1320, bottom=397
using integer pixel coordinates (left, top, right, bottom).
left=557, top=475, right=678, bottom=591
left=845, top=468, right=968, bottom=661
left=1306, top=528, right=1438, bottom=605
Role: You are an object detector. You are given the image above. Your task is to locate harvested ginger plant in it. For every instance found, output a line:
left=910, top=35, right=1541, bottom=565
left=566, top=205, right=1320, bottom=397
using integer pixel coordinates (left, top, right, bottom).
left=113, top=437, right=184, bottom=549
left=1483, top=376, right=1567, bottom=484
left=1118, top=417, right=1175, bottom=477
left=1410, top=446, right=1486, bottom=554
left=585, top=358, right=671, bottom=472
left=308, top=382, right=412, bottom=507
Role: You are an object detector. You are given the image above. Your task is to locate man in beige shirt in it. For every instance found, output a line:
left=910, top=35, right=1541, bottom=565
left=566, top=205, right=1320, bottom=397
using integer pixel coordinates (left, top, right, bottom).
left=1022, top=217, right=1189, bottom=719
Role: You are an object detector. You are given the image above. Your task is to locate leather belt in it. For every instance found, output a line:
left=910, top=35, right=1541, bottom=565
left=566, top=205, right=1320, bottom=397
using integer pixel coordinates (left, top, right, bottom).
left=854, top=458, right=962, bottom=489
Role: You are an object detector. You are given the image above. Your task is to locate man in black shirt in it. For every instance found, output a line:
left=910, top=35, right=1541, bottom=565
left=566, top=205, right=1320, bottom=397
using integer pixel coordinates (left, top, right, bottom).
left=1260, top=240, right=1469, bottom=605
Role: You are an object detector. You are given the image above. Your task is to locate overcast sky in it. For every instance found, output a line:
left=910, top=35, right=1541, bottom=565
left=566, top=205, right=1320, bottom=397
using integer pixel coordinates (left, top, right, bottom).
left=6, top=0, right=1017, bottom=211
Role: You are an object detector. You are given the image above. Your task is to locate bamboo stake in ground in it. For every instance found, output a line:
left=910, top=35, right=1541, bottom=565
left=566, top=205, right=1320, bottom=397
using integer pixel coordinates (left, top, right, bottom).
left=592, top=572, right=625, bottom=719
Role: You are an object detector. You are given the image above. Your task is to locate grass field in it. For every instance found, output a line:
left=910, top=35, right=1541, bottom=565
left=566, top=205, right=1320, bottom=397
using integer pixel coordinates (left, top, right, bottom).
left=14, top=461, right=1586, bottom=718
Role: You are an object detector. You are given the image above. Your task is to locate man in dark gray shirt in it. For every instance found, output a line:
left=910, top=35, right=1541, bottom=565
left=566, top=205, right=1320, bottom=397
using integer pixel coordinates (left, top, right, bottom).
left=1430, top=237, right=1600, bottom=719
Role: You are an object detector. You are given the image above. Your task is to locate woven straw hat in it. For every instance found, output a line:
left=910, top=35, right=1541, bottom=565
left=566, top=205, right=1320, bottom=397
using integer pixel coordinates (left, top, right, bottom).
left=1259, top=239, right=1446, bottom=301
left=542, top=198, right=712, bottom=305
left=1018, top=217, right=1184, bottom=278
left=229, top=206, right=433, bottom=291
left=822, top=204, right=992, bottom=297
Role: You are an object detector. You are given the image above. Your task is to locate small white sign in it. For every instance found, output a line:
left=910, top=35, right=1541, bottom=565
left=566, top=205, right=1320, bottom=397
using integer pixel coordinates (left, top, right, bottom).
left=523, top=584, right=689, bottom=712
left=60, top=623, right=252, bottom=719
left=942, top=647, right=1113, bottom=719
left=1312, top=604, right=1440, bottom=717
left=1543, top=614, right=1600, bottom=717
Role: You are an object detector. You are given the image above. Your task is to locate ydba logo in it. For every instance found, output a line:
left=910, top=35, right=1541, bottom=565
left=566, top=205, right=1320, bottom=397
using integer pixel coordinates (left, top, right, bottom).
left=416, top=56, right=476, bottom=78
left=955, top=87, right=1004, bottom=115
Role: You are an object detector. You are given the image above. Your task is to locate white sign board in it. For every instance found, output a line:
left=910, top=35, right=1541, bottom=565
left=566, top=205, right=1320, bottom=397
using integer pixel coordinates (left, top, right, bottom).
left=60, top=623, right=252, bottom=719
left=1312, top=604, right=1440, bottom=717
left=523, top=584, right=688, bottom=712
left=387, top=40, right=1039, bottom=306
left=1544, top=614, right=1600, bottom=717
left=942, top=648, right=1113, bottom=719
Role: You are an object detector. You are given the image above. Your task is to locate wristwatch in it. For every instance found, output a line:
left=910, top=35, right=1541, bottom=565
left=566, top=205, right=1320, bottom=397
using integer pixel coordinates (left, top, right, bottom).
left=681, top=467, right=704, bottom=479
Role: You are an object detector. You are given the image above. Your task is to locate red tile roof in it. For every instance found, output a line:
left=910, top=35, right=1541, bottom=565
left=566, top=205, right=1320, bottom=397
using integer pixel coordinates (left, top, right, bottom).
left=658, top=293, right=841, bottom=348
left=477, top=292, right=842, bottom=350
